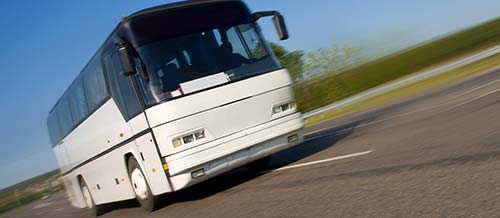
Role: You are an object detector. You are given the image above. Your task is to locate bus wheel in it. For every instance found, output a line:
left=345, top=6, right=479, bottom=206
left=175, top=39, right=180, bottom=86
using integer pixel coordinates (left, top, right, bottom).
left=80, top=178, right=102, bottom=216
left=127, top=156, right=158, bottom=212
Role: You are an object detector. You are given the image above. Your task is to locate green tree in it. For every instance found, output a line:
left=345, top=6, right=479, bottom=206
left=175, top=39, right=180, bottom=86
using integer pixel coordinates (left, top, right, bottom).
left=305, top=44, right=361, bottom=75
left=269, top=42, right=305, bottom=82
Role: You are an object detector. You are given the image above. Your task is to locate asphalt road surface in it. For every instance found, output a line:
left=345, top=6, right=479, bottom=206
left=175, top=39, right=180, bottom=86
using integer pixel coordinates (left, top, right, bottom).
left=6, top=68, right=500, bottom=218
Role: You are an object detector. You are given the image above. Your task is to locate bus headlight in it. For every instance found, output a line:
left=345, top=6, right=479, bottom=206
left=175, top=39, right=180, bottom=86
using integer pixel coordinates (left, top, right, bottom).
left=194, top=130, right=205, bottom=140
left=273, top=101, right=296, bottom=114
left=172, top=138, right=182, bottom=148
left=172, top=129, right=206, bottom=148
left=182, top=135, right=194, bottom=144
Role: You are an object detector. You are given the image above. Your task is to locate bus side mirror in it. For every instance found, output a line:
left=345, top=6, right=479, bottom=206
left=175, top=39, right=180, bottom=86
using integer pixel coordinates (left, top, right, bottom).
left=252, top=11, right=289, bottom=40
left=117, top=43, right=137, bottom=76
left=272, top=14, right=289, bottom=40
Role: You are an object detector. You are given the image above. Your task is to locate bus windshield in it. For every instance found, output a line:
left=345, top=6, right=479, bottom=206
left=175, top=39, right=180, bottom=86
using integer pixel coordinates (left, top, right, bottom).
left=135, top=23, right=281, bottom=107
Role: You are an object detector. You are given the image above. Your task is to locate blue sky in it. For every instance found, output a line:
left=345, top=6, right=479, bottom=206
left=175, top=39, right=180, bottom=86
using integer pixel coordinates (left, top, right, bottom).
left=0, top=0, right=499, bottom=189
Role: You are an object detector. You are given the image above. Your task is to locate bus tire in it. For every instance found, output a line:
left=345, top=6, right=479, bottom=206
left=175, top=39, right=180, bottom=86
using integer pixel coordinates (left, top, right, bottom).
left=79, top=178, right=103, bottom=217
left=127, top=156, right=159, bottom=212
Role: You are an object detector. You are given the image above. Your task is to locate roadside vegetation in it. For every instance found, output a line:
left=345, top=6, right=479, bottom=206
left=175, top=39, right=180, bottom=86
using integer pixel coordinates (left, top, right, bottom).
left=0, top=170, right=63, bottom=215
left=305, top=53, right=500, bottom=125
left=271, top=17, right=500, bottom=113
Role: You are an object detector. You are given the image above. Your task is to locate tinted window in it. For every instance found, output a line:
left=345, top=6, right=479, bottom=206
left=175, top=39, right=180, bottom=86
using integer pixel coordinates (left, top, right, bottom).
left=104, top=55, right=127, bottom=117
left=238, top=26, right=267, bottom=59
left=104, top=52, right=142, bottom=120
left=47, top=113, right=61, bottom=145
left=68, top=80, right=88, bottom=124
left=55, top=97, right=74, bottom=137
left=136, top=23, right=280, bottom=107
left=225, top=27, right=250, bottom=59
left=83, top=57, right=108, bottom=112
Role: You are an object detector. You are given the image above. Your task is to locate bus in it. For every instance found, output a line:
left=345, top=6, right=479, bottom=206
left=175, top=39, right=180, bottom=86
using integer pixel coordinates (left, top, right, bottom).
left=47, top=0, right=304, bottom=214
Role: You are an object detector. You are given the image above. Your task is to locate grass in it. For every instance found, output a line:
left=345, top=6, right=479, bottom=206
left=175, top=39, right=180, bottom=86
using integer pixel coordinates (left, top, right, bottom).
left=0, top=170, right=63, bottom=215
left=295, top=17, right=500, bottom=113
left=304, top=52, right=500, bottom=126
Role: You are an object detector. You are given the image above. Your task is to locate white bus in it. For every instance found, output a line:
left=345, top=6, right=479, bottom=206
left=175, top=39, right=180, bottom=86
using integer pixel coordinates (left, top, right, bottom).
left=48, top=0, right=304, bottom=214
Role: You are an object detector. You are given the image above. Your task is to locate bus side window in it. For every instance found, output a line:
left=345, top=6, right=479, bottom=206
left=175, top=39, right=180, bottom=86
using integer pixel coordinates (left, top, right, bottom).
left=67, top=80, right=88, bottom=125
left=55, top=97, right=74, bottom=137
left=83, top=57, right=109, bottom=112
left=103, top=53, right=142, bottom=120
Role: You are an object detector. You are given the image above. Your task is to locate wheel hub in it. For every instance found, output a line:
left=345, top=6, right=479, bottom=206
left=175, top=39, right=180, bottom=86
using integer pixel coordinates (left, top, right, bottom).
left=131, top=168, right=149, bottom=200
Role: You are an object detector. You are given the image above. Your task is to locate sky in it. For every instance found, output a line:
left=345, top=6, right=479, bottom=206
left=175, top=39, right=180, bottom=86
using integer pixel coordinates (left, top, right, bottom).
left=0, top=0, right=499, bottom=189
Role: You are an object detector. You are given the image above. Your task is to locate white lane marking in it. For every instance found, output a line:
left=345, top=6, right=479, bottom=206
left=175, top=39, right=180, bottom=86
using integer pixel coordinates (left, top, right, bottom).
left=372, top=84, right=500, bottom=122
left=304, top=78, right=500, bottom=138
left=260, top=150, right=374, bottom=174
left=439, top=87, right=500, bottom=112
left=305, top=131, right=343, bottom=141
left=294, top=79, right=499, bottom=176
left=449, top=77, right=500, bottom=100
left=33, top=202, right=54, bottom=209
left=306, top=127, right=340, bottom=138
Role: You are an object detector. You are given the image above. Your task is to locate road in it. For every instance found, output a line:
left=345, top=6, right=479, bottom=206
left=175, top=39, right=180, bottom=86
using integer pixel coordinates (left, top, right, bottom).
left=5, top=68, right=500, bottom=218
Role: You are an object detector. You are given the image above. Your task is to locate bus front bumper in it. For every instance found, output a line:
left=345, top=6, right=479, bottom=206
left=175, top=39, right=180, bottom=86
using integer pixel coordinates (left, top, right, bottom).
left=165, top=113, right=304, bottom=191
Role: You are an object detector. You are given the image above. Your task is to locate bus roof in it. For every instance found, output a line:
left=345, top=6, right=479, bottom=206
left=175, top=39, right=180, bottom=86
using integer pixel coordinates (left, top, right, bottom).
left=48, top=0, right=247, bottom=114
left=122, top=0, right=242, bottom=23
